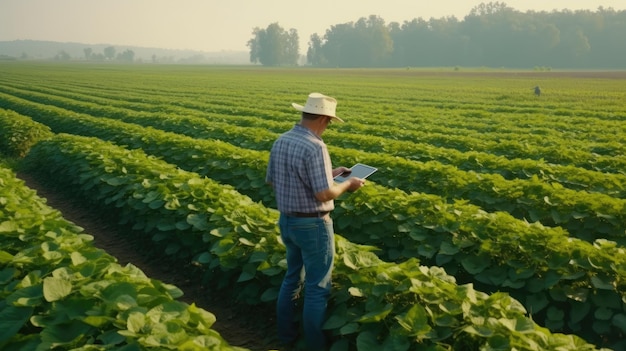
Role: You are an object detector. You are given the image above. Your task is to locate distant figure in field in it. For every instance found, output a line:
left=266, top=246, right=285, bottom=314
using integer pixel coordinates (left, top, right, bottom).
left=534, top=86, right=541, bottom=96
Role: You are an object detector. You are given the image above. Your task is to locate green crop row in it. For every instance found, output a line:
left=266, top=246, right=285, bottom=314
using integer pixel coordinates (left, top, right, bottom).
left=0, top=74, right=625, bottom=175
left=0, top=107, right=53, bottom=158
left=0, top=165, right=244, bottom=351
left=7, top=103, right=626, bottom=346
left=2, top=69, right=624, bottom=154
left=18, top=133, right=613, bottom=351
left=1, top=91, right=623, bottom=244
left=7, top=81, right=623, bottom=198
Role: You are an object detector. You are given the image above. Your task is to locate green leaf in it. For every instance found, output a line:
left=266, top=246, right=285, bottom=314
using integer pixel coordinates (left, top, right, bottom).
left=569, top=302, right=591, bottom=324
left=463, top=325, right=494, bottom=337
left=339, top=322, right=359, bottom=335
left=324, top=313, right=349, bottom=330
left=612, top=313, right=626, bottom=333
left=211, top=238, right=235, bottom=255
left=127, top=311, right=145, bottom=334
left=348, top=287, right=364, bottom=297
left=461, top=254, right=490, bottom=274
left=526, top=293, right=550, bottom=314
left=594, top=307, right=613, bottom=321
left=591, top=275, right=614, bottom=290
left=187, top=213, right=209, bottom=231
left=0, top=267, right=17, bottom=284
left=0, top=251, right=14, bottom=264
left=475, top=266, right=507, bottom=286
left=237, top=264, right=257, bottom=283
left=438, top=240, right=460, bottom=255
left=248, top=251, right=268, bottom=263
left=195, top=252, right=212, bottom=264
left=0, top=220, right=18, bottom=233
left=260, top=287, right=279, bottom=302
left=238, top=237, right=255, bottom=246
left=43, top=277, right=72, bottom=302
left=0, top=305, right=34, bottom=344
left=487, top=334, right=510, bottom=350
left=357, top=330, right=381, bottom=349
left=546, top=306, right=564, bottom=321
left=104, top=176, right=127, bottom=186
left=395, top=304, right=431, bottom=336
left=209, top=227, right=231, bottom=238
left=148, top=199, right=165, bottom=209
left=357, top=303, right=393, bottom=323
left=39, top=319, right=94, bottom=345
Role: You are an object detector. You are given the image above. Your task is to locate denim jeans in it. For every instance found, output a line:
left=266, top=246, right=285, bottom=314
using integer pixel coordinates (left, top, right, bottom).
left=277, top=213, right=335, bottom=351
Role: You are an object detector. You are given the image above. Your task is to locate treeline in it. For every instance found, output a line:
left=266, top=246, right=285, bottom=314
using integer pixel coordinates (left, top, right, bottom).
left=249, top=2, right=626, bottom=69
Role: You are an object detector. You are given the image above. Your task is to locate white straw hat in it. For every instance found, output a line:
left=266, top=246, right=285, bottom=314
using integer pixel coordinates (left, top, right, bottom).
left=292, top=92, right=344, bottom=123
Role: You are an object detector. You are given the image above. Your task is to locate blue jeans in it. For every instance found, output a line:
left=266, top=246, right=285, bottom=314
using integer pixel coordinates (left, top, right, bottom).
left=277, top=213, right=335, bottom=351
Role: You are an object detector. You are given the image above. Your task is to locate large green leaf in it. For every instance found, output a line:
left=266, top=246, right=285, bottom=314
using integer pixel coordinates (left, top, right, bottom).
left=612, top=313, right=626, bottom=333
left=7, top=284, right=44, bottom=306
left=39, top=319, right=94, bottom=347
left=0, top=305, right=34, bottom=344
left=395, top=304, right=431, bottom=336
left=461, top=254, right=490, bottom=275
left=357, top=303, right=393, bottom=323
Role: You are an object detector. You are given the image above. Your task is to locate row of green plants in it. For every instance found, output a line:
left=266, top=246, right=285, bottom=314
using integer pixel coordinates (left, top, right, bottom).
left=0, top=165, right=244, bottom=351
left=0, top=108, right=53, bottom=158
left=3, top=71, right=623, bottom=154
left=3, top=102, right=626, bottom=346
left=17, top=133, right=614, bottom=350
left=0, top=75, right=624, bottom=175
left=1, top=92, right=623, bottom=245
left=5, top=81, right=623, bottom=198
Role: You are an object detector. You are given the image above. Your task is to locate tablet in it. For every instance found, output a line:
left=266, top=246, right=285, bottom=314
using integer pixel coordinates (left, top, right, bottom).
left=333, top=163, right=377, bottom=183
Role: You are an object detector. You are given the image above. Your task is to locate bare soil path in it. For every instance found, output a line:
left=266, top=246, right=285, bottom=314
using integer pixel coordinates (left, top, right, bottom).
left=17, top=171, right=280, bottom=351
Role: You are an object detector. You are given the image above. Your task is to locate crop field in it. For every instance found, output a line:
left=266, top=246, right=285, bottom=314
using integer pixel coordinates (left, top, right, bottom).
left=1, top=62, right=625, bottom=350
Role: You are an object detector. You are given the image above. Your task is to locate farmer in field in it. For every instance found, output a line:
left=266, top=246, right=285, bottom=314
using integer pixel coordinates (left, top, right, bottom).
left=534, top=85, right=541, bottom=96
left=266, top=92, right=365, bottom=350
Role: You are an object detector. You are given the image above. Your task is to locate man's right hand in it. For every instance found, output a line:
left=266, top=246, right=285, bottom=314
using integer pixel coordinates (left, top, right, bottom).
left=315, top=177, right=365, bottom=201
left=347, top=177, right=365, bottom=192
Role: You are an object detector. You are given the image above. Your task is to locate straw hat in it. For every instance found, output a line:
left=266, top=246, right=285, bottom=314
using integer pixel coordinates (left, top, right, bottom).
left=292, top=92, right=344, bottom=123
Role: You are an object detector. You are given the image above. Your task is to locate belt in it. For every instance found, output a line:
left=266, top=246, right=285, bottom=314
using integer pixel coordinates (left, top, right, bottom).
left=285, top=211, right=330, bottom=218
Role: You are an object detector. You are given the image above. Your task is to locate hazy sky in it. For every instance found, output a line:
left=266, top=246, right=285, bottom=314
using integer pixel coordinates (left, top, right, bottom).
left=1, top=0, right=624, bottom=53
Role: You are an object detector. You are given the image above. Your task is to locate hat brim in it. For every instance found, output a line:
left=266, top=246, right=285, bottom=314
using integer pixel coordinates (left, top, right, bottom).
left=292, top=103, right=344, bottom=123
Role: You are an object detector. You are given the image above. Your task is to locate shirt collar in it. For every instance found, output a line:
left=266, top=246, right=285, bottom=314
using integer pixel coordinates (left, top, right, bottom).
left=294, top=123, right=323, bottom=141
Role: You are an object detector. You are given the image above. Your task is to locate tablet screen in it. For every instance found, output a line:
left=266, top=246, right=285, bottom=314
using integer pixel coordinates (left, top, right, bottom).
left=334, top=163, right=377, bottom=183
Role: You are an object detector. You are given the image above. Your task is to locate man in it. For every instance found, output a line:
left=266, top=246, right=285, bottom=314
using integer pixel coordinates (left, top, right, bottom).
left=266, top=92, right=365, bottom=350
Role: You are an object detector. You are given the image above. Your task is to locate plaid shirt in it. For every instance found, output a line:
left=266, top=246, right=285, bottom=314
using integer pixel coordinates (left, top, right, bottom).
left=266, top=124, right=334, bottom=214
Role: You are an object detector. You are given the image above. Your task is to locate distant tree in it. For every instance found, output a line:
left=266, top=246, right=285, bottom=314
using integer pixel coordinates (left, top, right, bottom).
left=116, top=49, right=135, bottom=62
left=247, top=22, right=299, bottom=66
left=91, top=53, right=105, bottom=61
left=305, top=5, right=626, bottom=69
left=307, top=33, right=326, bottom=65
left=309, top=15, right=393, bottom=67
left=390, top=16, right=464, bottom=67
left=104, top=46, right=116, bottom=60
left=469, top=1, right=511, bottom=16
left=84, top=48, right=92, bottom=60
left=284, top=28, right=300, bottom=64
left=54, top=50, right=71, bottom=61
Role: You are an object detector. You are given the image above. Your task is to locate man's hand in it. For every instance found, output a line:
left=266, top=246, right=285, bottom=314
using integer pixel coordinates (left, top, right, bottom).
left=315, top=176, right=365, bottom=202
left=347, top=177, right=365, bottom=192
left=333, top=166, right=351, bottom=178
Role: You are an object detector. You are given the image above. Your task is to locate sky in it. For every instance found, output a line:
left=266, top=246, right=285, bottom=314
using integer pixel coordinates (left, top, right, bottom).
left=1, top=0, right=624, bottom=53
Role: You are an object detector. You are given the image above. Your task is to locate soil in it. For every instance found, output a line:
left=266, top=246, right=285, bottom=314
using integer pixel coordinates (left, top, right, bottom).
left=17, top=171, right=281, bottom=351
